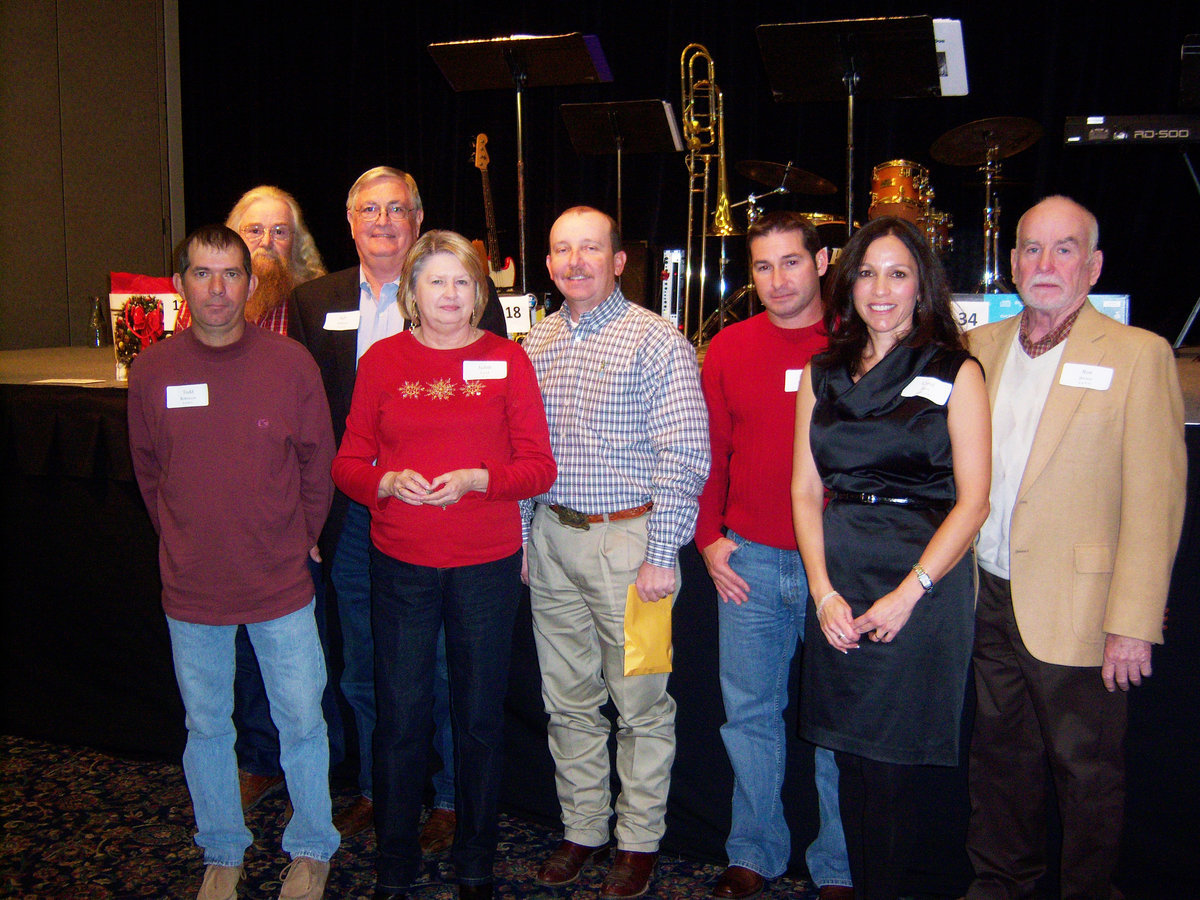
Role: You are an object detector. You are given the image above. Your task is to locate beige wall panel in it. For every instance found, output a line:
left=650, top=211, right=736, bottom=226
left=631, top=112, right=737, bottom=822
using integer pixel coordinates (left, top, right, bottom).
left=58, top=0, right=170, bottom=346
left=0, top=0, right=172, bottom=350
left=0, top=1, right=70, bottom=349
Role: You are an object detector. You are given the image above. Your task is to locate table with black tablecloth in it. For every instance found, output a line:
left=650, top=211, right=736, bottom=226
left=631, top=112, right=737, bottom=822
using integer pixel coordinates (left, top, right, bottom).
left=2, top=346, right=1197, bottom=896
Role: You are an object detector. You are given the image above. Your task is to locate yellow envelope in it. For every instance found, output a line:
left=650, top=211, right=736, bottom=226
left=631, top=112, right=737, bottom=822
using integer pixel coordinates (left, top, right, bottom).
left=624, top=584, right=673, bottom=676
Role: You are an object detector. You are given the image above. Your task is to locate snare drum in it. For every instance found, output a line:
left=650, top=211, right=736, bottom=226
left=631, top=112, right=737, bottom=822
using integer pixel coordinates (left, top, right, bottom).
left=868, top=160, right=929, bottom=223
left=799, top=212, right=856, bottom=248
left=798, top=213, right=860, bottom=266
left=920, top=209, right=954, bottom=255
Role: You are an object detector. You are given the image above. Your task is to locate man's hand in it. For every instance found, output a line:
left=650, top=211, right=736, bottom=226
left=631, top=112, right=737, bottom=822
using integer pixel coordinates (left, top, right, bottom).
left=1102, top=634, right=1153, bottom=692
left=700, top=537, right=750, bottom=604
left=309, top=545, right=322, bottom=563
left=635, top=561, right=676, bottom=603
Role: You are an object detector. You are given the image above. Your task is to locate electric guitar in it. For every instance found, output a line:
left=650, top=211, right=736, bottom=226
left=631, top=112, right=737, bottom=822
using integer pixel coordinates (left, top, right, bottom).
left=472, top=134, right=516, bottom=289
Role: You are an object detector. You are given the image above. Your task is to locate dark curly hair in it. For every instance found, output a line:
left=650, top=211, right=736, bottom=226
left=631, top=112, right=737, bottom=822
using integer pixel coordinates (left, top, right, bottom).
left=816, top=216, right=963, bottom=375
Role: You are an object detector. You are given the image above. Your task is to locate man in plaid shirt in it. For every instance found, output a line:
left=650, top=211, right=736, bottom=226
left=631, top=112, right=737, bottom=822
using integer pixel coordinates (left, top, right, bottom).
left=521, top=206, right=710, bottom=900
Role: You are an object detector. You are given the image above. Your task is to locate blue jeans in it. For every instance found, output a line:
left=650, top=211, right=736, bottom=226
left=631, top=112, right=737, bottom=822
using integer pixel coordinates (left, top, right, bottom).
left=332, top=501, right=457, bottom=804
left=432, top=626, right=455, bottom=810
left=718, top=531, right=851, bottom=886
left=370, top=547, right=521, bottom=889
left=234, top=558, right=345, bottom=776
left=332, top=500, right=376, bottom=799
left=166, top=600, right=340, bottom=866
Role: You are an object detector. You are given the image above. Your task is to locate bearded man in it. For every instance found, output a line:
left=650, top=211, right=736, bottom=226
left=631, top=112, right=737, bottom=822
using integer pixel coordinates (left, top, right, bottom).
left=176, top=185, right=326, bottom=335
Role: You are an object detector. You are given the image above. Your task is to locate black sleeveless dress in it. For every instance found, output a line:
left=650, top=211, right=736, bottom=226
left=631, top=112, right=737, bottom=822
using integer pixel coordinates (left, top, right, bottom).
left=799, top=343, right=976, bottom=766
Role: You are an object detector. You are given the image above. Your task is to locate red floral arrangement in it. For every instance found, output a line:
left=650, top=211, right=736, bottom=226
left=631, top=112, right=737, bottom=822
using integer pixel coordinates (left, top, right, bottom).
left=114, top=295, right=165, bottom=368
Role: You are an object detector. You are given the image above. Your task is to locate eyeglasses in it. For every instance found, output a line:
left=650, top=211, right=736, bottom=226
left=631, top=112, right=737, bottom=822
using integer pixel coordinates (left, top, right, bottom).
left=355, top=203, right=418, bottom=223
left=240, top=224, right=293, bottom=241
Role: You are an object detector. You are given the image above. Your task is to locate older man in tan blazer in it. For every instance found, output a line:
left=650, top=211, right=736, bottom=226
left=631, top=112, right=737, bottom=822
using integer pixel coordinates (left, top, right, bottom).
left=963, top=196, right=1185, bottom=900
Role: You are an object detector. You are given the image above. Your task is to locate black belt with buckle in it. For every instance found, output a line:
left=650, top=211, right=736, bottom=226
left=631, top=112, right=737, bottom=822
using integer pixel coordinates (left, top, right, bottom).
left=827, top=491, right=952, bottom=512
left=547, top=502, right=653, bottom=531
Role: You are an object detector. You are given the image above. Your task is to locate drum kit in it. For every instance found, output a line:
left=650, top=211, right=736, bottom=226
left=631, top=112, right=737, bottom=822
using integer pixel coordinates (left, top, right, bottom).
left=727, top=115, right=1043, bottom=275
left=690, top=115, right=1042, bottom=348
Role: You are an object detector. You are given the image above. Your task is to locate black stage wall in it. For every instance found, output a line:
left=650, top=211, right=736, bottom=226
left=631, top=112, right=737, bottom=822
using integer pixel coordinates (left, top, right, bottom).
left=177, top=1, right=1200, bottom=339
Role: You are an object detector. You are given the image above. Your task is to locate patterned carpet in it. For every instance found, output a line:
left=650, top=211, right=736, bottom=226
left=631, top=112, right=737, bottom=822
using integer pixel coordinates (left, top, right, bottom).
left=1, top=735, right=822, bottom=899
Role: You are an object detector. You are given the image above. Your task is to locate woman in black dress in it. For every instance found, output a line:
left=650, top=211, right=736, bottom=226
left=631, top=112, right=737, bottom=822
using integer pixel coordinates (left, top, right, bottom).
left=791, top=217, right=991, bottom=900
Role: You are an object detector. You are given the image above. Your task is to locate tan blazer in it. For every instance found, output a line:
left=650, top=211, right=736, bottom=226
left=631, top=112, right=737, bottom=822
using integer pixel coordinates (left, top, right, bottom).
left=966, top=303, right=1186, bottom=666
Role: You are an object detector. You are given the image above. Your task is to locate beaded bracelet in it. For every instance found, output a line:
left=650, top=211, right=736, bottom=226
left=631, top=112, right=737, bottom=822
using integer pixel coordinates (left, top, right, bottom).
left=815, top=590, right=840, bottom=616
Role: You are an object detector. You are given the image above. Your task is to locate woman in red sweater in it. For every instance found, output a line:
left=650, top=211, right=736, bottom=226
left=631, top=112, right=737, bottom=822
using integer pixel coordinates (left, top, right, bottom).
left=332, top=230, right=556, bottom=900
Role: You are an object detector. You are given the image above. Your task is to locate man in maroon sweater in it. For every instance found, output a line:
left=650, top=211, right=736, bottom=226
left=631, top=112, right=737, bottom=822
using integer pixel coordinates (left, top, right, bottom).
left=128, top=225, right=338, bottom=900
left=697, top=212, right=852, bottom=900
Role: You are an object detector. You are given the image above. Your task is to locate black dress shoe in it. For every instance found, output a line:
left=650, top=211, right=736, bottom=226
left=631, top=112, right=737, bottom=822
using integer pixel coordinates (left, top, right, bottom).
left=458, top=882, right=494, bottom=900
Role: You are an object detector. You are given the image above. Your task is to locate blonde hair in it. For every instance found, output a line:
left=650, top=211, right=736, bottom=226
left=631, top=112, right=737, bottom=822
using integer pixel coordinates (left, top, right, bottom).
left=399, top=230, right=488, bottom=326
left=225, top=185, right=327, bottom=283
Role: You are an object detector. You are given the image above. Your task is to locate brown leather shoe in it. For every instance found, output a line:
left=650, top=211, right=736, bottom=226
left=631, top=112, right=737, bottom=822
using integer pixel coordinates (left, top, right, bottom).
left=600, top=850, right=658, bottom=899
left=418, top=807, right=456, bottom=854
left=238, top=770, right=284, bottom=812
left=818, top=886, right=855, bottom=900
left=712, top=865, right=764, bottom=899
left=535, top=839, right=611, bottom=887
left=332, top=795, right=373, bottom=838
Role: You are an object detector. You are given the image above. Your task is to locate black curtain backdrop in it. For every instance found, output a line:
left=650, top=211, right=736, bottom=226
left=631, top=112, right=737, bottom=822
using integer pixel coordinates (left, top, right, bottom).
left=179, top=1, right=1200, bottom=340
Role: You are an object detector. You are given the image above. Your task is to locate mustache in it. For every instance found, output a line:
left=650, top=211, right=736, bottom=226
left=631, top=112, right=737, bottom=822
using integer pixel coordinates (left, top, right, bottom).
left=251, top=246, right=282, bottom=263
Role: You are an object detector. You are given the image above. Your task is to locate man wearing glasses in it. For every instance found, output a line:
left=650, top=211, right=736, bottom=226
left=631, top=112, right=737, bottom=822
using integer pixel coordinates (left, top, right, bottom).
left=287, top=167, right=505, bottom=842
left=176, top=185, right=327, bottom=335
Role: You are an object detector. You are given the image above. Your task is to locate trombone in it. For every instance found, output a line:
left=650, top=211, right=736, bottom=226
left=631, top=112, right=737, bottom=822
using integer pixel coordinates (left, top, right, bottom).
left=681, top=43, right=740, bottom=345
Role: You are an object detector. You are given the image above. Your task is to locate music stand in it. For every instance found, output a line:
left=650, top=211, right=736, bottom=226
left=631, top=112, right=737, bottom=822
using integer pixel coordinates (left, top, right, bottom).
left=429, top=33, right=612, bottom=295
left=757, top=17, right=941, bottom=237
left=560, top=100, right=683, bottom=235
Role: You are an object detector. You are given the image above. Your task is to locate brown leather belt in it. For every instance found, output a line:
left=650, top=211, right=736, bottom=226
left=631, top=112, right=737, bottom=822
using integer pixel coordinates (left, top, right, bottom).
left=548, top=502, right=653, bottom=530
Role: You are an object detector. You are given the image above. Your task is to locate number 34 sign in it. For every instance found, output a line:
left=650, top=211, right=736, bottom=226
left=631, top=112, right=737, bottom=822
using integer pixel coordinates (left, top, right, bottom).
left=949, top=294, right=1129, bottom=332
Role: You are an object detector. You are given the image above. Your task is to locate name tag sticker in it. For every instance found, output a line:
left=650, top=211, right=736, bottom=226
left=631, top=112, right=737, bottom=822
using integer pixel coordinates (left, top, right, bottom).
left=1060, top=363, right=1113, bottom=390
left=323, top=310, right=360, bottom=331
left=784, top=368, right=803, bottom=393
left=901, top=376, right=952, bottom=406
left=464, top=360, right=507, bottom=381
left=166, top=383, right=209, bottom=409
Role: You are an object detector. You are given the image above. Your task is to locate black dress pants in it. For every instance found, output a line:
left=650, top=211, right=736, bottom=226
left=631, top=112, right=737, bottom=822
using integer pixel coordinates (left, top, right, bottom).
left=965, top=569, right=1127, bottom=900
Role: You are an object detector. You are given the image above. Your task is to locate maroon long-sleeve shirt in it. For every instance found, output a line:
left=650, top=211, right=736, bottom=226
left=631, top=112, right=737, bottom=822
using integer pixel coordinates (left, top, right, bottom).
left=128, top=326, right=335, bottom=625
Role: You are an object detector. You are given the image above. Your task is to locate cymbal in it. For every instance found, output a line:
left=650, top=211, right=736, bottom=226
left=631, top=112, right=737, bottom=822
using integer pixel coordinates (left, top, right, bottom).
left=736, top=160, right=837, bottom=195
left=930, top=117, right=1043, bottom=166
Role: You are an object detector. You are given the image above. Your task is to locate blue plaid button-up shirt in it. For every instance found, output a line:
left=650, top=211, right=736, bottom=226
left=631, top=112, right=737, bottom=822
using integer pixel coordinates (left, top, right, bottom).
left=520, top=288, right=710, bottom=568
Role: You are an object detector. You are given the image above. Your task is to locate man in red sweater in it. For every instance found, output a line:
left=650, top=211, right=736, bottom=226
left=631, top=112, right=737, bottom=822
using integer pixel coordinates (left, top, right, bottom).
left=128, top=225, right=338, bottom=900
left=697, top=212, right=852, bottom=900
